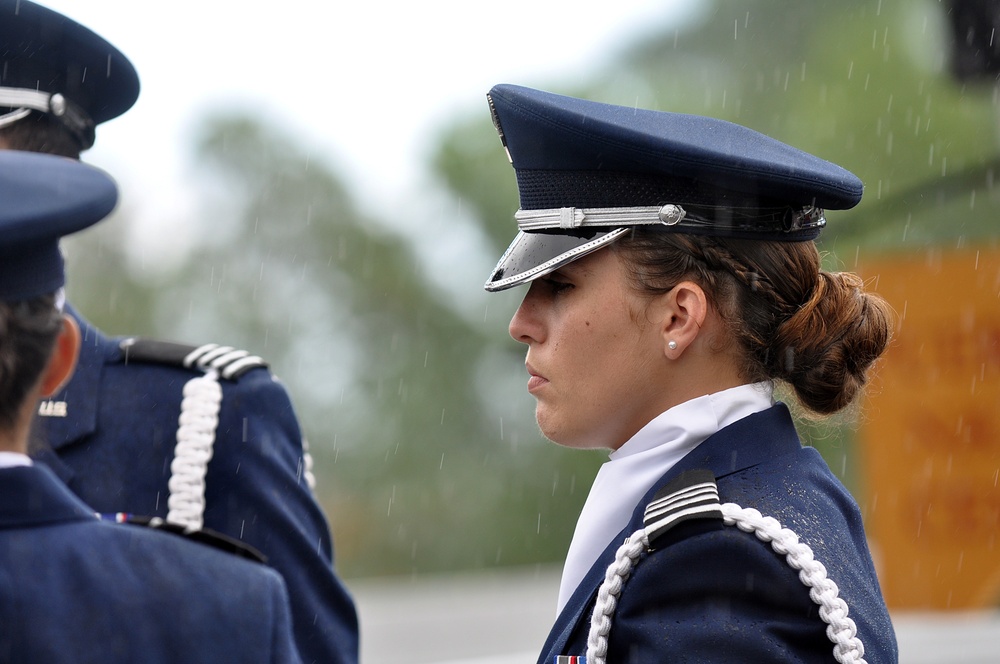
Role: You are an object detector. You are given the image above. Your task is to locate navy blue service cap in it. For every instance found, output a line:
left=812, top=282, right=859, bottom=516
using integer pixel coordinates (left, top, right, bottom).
left=484, top=84, right=864, bottom=292
left=0, top=0, right=140, bottom=150
left=0, top=150, right=117, bottom=300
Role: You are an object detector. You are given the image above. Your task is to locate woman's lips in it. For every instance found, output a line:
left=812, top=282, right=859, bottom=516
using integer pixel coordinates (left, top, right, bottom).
left=526, top=364, right=549, bottom=393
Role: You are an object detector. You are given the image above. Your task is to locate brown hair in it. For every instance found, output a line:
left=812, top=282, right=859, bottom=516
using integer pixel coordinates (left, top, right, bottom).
left=0, top=111, right=84, bottom=158
left=0, top=294, right=63, bottom=429
left=613, top=229, right=893, bottom=416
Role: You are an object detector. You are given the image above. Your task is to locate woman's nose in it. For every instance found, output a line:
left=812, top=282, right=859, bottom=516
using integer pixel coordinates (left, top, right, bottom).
left=509, top=288, right=543, bottom=345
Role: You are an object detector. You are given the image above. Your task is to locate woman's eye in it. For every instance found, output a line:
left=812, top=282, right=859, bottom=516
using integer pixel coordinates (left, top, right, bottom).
left=541, top=278, right=573, bottom=294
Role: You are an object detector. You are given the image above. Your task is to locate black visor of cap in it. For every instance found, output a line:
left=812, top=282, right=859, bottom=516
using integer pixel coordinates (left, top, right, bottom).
left=485, top=227, right=629, bottom=292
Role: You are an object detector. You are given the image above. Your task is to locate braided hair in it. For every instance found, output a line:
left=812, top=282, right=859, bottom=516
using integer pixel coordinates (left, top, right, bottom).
left=613, top=229, right=893, bottom=416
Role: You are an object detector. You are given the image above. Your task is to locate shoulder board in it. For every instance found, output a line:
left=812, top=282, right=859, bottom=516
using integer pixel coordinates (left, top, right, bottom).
left=102, top=513, right=267, bottom=564
left=119, top=338, right=268, bottom=380
left=643, top=468, right=723, bottom=546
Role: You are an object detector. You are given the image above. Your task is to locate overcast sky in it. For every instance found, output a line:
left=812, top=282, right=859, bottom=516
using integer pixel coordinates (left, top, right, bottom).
left=38, top=1, right=696, bottom=238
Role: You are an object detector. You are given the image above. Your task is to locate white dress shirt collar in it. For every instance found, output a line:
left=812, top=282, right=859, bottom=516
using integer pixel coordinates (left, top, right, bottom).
left=0, top=451, right=33, bottom=469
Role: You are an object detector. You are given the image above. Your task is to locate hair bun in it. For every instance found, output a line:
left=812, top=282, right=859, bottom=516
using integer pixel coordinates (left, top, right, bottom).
left=773, top=271, right=893, bottom=415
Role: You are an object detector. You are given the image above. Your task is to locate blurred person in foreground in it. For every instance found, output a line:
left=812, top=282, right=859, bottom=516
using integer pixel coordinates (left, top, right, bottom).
left=483, top=84, right=898, bottom=663
left=0, top=150, right=301, bottom=663
left=0, top=4, right=358, bottom=663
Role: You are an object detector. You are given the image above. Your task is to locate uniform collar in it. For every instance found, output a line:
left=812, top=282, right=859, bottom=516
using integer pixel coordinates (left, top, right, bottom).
left=0, top=464, right=97, bottom=529
left=556, top=383, right=773, bottom=611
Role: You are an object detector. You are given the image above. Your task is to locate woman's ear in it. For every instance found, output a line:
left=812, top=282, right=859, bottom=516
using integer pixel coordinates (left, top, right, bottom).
left=660, top=280, right=709, bottom=358
left=39, top=315, right=81, bottom=397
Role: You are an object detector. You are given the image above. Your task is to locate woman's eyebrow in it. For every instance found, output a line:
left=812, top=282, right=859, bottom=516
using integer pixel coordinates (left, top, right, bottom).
left=557, top=260, right=593, bottom=279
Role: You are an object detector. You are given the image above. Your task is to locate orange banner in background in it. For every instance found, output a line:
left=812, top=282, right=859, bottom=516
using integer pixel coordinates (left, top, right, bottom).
left=858, top=248, right=1000, bottom=609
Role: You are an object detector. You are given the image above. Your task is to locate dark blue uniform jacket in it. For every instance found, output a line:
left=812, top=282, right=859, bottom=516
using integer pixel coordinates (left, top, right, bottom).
left=541, top=404, right=899, bottom=663
left=31, top=308, right=358, bottom=664
left=0, top=463, right=302, bottom=663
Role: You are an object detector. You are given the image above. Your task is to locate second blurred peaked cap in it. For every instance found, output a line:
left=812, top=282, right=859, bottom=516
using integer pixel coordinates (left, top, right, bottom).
left=0, top=0, right=140, bottom=150
left=0, top=150, right=118, bottom=300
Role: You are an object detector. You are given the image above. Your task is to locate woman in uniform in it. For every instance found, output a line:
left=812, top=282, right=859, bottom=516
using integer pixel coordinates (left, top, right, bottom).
left=483, top=84, right=898, bottom=664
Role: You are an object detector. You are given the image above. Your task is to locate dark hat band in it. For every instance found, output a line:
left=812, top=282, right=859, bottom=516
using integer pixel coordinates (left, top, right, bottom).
left=0, top=87, right=96, bottom=149
left=515, top=168, right=791, bottom=210
left=0, top=241, right=66, bottom=300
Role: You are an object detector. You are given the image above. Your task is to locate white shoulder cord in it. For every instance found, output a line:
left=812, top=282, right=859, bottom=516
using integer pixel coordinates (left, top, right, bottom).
left=166, top=343, right=253, bottom=528
left=587, top=532, right=647, bottom=663
left=719, top=504, right=866, bottom=663
left=586, top=497, right=866, bottom=664
left=166, top=370, right=222, bottom=530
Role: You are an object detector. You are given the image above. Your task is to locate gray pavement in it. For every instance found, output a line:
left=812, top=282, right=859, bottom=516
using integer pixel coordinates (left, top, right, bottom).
left=349, top=566, right=1000, bottom=664
left=351, top=566, right=557, bottom=664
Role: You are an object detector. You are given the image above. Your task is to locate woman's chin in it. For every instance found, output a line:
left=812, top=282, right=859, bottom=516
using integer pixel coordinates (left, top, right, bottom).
left=536, top=416, right=608, bottom=450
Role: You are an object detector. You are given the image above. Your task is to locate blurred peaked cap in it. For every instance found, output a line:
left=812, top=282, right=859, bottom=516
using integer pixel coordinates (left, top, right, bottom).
left=0, top=0, right=140, bottom=147
left=483, top=84, right=864, bottom=292
left=0, top=150, right=118, bottom=300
